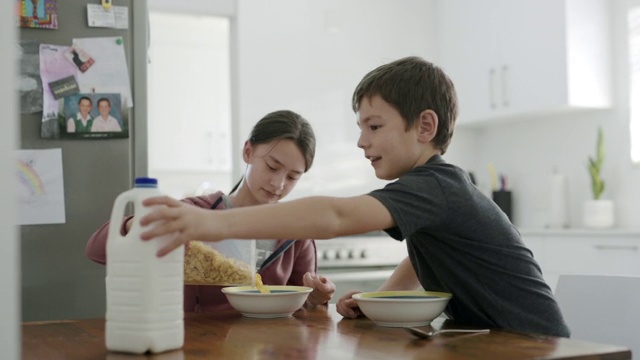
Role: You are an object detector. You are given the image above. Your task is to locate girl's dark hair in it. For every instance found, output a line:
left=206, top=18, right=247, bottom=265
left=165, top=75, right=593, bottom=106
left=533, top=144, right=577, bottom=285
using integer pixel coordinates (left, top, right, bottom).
left=229, top=110, right=316, bottom=194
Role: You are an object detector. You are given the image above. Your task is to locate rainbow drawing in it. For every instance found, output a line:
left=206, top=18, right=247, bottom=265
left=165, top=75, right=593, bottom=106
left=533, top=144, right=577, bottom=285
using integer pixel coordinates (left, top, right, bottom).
left=16, top=159, right=46, bottom=197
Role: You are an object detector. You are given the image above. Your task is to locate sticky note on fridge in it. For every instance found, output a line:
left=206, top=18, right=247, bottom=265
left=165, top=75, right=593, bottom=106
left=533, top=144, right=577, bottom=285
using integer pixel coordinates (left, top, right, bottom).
left=87, top=4, right=116, bottom=28
left=114, top=6, right=129, bottom=29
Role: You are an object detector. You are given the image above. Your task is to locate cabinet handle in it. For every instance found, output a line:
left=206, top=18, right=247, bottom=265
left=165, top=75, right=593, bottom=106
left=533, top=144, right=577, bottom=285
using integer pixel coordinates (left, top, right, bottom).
left=593, top=245, right=639, bottom=251
left=501, top=65, right=509, bottom=107
left=489, top=68, right=497, bottom=109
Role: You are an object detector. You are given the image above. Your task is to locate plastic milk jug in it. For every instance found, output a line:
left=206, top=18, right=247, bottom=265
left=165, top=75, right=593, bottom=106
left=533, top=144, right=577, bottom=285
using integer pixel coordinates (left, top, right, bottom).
left=105, top=177, right=184, bottom=354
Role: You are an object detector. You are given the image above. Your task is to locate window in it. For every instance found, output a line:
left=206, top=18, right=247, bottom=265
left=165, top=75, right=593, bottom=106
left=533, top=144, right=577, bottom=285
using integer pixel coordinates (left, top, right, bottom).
left=630, top=2, right=640, bottom=164
left=147, top=13, right=232, bottom=197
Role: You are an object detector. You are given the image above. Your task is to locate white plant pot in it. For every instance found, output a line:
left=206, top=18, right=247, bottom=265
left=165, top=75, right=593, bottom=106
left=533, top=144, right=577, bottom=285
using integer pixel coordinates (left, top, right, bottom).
left=583, top=199, right=615, bottom=229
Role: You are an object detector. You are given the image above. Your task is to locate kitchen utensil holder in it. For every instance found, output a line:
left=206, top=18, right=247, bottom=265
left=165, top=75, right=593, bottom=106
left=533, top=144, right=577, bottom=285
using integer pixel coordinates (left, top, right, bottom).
left=492, top=190, right=512, bottom=222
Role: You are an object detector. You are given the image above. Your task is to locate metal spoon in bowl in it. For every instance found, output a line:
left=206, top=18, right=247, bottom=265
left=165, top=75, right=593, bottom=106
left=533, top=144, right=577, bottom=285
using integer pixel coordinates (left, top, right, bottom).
left=405, top=327, right=490, bottom=339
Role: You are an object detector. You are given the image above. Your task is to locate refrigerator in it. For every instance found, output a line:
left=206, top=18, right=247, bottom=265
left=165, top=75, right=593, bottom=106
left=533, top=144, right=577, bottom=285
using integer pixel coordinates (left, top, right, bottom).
left=19, top=0, right=148, bottom=321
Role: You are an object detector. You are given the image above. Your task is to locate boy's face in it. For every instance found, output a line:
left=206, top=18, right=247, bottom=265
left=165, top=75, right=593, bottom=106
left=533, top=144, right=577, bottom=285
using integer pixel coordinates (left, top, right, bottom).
left=98, top=101, right=111, bottom=117
left=356, top=95, right=426, bottom=180
left=78, top=99, right=92, bottom=117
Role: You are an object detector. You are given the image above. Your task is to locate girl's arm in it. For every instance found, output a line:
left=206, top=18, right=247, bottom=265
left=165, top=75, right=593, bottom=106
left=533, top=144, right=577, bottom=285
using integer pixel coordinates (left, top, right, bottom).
left=85, top=216, right=133, bottom=265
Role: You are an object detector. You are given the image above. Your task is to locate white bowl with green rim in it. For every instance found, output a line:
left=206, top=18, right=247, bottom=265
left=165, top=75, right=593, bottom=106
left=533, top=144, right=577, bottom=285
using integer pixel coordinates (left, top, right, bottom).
left=221, top=285, right=312, bottom=318
left=352, top=290, right=452, bottom=327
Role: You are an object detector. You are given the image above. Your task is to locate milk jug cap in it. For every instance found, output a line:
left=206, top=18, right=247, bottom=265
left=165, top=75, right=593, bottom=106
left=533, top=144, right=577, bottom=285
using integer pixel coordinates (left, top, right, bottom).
left=134, top=177, right=158, bottom=188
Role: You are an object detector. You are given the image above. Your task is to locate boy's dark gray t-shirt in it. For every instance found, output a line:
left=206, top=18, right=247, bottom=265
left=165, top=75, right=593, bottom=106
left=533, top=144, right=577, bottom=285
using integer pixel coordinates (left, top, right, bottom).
left=368, top=155, right=570, bottom=337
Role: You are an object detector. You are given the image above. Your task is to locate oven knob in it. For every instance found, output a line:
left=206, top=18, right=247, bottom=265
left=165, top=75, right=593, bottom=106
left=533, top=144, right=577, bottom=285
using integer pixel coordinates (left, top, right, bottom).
left=360, top=249, right=367, bottom=259
left=325, top=249, right=336, bottom=260
left=348, top=250, right=355, bottom=259
left=337, top=249, right=350, bottom=260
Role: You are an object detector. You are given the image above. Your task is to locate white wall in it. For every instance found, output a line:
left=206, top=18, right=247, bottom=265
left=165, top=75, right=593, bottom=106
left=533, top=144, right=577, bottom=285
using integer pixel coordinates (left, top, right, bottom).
left=147, top=0, right=441, bottom=198
left=446, top=1, right=640, bottom=230
left=0, top=0, right=20, bottom=357
left=234, top=0, right=440, bottom=198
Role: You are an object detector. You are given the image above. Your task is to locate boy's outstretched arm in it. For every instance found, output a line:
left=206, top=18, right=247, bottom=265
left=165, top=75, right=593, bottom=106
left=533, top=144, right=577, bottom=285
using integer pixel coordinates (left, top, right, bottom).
left=140, top=195, right=394, bottom=257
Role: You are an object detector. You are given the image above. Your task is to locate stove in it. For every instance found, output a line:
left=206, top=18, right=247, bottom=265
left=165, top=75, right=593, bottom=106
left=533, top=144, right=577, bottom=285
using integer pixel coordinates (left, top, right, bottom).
left=316, top=235, right=408, bottom=269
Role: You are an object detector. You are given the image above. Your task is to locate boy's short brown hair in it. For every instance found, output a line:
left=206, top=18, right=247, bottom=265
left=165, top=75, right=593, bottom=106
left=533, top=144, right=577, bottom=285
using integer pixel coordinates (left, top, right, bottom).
left=352, top=56, right=458, bottom=154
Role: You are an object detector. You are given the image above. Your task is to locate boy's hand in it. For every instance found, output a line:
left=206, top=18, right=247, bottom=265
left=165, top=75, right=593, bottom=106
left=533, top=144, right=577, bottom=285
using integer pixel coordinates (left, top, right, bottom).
left=303, top=272, right=336, bottom=309
left=139, top=196, right=218, bottom=257
left=336, top=290, right=364, bottom=319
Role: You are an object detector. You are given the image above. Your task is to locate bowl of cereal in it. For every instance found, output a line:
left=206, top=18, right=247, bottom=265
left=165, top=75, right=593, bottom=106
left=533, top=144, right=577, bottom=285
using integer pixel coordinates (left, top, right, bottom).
left=352, top=290, right=452, bottom=327
left=221, top=283, right=313, bottom=318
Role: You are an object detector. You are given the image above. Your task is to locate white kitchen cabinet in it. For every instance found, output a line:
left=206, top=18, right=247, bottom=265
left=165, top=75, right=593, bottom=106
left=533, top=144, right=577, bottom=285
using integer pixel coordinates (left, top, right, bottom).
left=436, top=0, right=612, bottom=125
left=521, top=230, right=640, bottom=291
left=545, top=238, right=640, bottom=275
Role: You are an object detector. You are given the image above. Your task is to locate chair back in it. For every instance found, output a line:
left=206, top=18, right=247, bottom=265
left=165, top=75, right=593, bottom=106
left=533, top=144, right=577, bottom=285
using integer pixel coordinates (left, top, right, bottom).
left=555, top=274, right=640, bottom=357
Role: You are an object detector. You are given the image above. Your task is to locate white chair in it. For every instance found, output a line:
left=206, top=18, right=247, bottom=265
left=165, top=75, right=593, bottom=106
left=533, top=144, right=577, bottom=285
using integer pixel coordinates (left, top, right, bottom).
left=555, top=274, right=640, bottom=358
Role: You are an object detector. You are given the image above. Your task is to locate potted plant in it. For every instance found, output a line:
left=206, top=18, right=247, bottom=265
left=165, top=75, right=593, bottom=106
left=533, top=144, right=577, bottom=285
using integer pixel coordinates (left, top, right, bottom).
left=583, top=127, right=614, bottom=228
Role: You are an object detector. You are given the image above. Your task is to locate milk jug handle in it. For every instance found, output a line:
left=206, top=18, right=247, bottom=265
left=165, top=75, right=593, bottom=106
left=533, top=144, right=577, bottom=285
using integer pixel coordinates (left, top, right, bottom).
left=107, top=190, right=135, bottom=243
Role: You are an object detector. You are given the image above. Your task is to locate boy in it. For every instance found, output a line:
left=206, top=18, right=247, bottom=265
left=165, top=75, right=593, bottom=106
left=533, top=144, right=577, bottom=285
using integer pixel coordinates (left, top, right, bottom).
left=139, top=56, right=570, bottom=337
left=67, top=96, right=93, bottom=133
left=92, top=98, right=122, bottom=132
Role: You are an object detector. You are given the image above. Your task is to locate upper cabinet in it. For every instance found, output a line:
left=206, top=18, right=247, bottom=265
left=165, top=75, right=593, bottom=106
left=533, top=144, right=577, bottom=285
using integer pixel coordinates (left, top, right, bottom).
left=436, top=0, right=612, bottom=126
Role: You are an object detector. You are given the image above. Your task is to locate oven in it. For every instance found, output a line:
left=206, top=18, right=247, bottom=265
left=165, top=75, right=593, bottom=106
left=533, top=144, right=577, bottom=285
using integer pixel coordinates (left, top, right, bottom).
left=316, top=234, right=409, bottom=302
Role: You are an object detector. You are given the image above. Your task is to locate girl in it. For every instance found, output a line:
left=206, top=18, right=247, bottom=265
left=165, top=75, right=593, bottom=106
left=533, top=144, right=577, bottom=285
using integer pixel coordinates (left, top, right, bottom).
left=85, top=110, right=335, bottom=312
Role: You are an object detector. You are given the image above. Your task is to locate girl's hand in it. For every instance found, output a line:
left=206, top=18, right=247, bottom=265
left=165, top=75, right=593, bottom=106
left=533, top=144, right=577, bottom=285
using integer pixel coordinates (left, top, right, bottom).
left=303, top=272, right=336, bottom=309
left=124, top=217, right=133, bottom=234
left=336, top=290, right=363, bottom=319
left=139, top=196, right=219, bottom=257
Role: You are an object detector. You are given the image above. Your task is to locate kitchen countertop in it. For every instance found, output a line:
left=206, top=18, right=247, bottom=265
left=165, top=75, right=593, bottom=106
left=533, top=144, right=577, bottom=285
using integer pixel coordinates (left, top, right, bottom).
left=22, top=305, right=630, bottom=359
left=518, top=228, right=640, bottom=237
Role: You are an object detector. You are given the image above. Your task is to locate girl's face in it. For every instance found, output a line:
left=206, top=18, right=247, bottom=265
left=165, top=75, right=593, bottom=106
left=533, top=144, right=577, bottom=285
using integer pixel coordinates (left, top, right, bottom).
left=242, top=139, right=306, bottom=204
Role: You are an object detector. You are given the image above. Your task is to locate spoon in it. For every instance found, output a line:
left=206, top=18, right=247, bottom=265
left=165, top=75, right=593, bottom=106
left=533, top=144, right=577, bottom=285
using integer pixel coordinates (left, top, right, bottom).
left=405, top=327, right=490, bottom=339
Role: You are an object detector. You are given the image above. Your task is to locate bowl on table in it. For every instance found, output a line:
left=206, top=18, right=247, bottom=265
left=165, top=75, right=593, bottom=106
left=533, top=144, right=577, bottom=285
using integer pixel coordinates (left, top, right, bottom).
left=352, top=290, right=452, bottom=327
left=221, top=285, right=313, bottom=318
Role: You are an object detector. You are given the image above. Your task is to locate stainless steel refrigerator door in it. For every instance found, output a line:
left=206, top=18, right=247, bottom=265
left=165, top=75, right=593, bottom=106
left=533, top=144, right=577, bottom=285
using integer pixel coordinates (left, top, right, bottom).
left=19, top=0, right=148, bottom=321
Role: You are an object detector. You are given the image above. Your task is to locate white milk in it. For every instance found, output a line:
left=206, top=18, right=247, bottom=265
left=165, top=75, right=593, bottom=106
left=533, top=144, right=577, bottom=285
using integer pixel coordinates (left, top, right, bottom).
left=105, top=177, right=184, bottom=354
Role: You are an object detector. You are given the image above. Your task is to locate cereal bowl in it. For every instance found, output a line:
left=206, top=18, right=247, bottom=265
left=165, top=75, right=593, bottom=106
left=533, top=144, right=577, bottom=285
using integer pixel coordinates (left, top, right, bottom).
left=221, top=285, right=313, bottom=318
left=352, top=290, right=452, bottom=327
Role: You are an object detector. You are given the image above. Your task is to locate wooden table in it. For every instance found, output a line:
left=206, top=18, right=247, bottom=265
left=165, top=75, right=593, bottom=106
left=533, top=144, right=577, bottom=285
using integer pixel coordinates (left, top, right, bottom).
left=22, top=305, right=631, bottom=359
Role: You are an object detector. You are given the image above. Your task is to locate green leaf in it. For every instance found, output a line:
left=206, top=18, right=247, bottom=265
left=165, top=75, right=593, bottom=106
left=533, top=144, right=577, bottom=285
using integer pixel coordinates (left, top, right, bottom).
left=587, top=127, right=605, bottom=200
